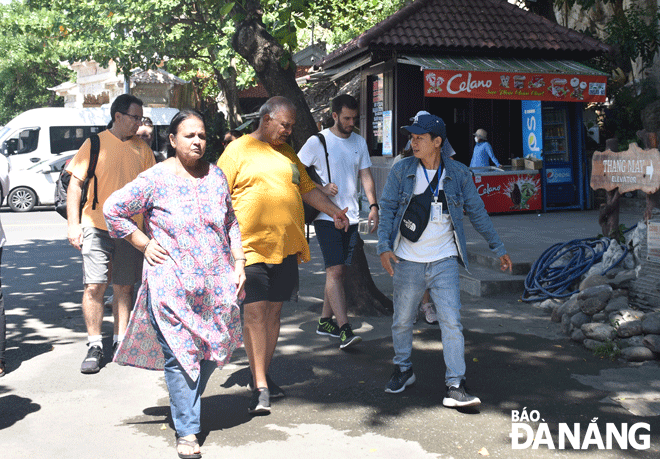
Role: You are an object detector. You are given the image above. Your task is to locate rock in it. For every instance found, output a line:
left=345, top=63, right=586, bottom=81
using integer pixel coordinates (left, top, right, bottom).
left=643, top=334, right=660, bottom=353
left=579, top=274, right=609, bottom=291
left=564, top=297, right=581, bottom=316
left=611, top=288, right=629, bottom=299
left=583, top=339, right=604, bottom=351
left=642, top=312, right=660, bottom=334
left=552, top=295, right=578, bottom=323
left=619, top=335, right=644, bottom=348
left=612, top=270, right=637, bottom=288
left=561, top=313, right=573, bottom=335
left=571, top=329, right=586, bottom=342
left=536, top=298, right=562, bottom=314
left=592, top=312, right=608, bottom=323
left=616, top=320, right=643, bottom=338
left=604, top=266, right=623, bottom=279
left=578, top=284, right=613, bottom=303
left=605, top=296, right=629, bottom=313
left=620, top=346, right=656, bottom=362
left=582, top=323, right=616, bottom=341
left=601, top=239, right=626, bottom=273
left=580, top=296, right=608, bottom=315
left=609, top=308, right=644, bottom=324
left=571, top=312, right=590, bottom=329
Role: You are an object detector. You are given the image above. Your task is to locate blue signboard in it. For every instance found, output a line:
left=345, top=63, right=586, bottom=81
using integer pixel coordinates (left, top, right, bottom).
left=522, top=100, right=543, bottom=159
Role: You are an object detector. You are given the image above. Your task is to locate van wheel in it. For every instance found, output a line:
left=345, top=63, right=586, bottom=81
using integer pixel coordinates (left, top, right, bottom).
left=8, top=187, right=37, bottom=212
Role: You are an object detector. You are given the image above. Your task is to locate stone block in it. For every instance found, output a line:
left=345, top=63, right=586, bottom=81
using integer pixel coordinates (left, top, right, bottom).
left=581, top=323, right=616, bottom=341
left=616, top=320, right=643, bottom=338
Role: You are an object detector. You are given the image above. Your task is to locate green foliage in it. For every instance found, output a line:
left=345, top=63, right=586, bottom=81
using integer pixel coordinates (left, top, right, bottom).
left=593, top=339, right=621, bottom=361
left=0, top=2, right=72, bottom=125
left=601, top=80, right=658, bottom=150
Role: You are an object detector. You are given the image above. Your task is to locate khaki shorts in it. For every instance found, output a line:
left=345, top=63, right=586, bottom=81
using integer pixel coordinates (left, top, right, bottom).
left=81, top=227, right=143, bottom=285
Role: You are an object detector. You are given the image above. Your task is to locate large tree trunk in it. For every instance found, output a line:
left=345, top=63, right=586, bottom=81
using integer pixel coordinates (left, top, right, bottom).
left=209, top=48, right=242, bottom=129
left=232, top=17, right=316, bottom=150
left=599, top=138, right=620, bottom=238
left=232, top=12, right=391, bottom=316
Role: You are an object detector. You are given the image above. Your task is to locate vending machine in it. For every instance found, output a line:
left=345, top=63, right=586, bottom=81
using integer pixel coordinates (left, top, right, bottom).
left=542, top=103, right=584, bottom=210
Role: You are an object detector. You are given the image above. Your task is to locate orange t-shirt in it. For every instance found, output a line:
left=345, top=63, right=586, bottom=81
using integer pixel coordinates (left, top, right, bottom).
left=66, top=130, right=155, bottom=231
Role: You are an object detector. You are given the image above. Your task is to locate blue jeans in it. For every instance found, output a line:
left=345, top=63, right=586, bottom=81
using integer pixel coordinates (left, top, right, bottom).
left=392, top=257, right=465, bottom=387
left=148, top=298, right=216, bottom=437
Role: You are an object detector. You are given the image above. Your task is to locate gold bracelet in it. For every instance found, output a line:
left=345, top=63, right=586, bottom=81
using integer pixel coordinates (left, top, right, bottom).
left=235, top=257, right=247, bottom=262
left=142, top=239, right=151, bottom=253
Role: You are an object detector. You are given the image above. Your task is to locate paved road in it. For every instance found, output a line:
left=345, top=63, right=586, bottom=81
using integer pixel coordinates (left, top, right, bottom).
left=1, top=209, right=659, bottom=458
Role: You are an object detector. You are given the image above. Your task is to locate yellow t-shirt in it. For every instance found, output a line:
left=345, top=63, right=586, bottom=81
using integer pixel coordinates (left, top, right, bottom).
left=218, top=134, right=316, bottom=265
left=66, top=130, right=155, bottom=231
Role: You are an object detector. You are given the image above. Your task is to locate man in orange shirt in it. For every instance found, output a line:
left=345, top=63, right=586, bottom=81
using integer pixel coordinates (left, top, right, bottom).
left=66, top=94, right=155, bottom=374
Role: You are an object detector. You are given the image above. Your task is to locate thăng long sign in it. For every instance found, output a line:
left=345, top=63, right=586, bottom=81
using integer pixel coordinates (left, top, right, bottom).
left=423, top=70, right=607, bottom=102
left=591, top=143, right=660, bottom=193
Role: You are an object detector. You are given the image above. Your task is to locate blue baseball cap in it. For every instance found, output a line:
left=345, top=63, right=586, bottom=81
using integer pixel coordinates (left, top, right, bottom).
left=401, top=114, right=446, bottom=139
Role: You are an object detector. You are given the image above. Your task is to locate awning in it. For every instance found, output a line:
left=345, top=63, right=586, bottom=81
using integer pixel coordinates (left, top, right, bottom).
left=399, top=55, right=607, bottom=103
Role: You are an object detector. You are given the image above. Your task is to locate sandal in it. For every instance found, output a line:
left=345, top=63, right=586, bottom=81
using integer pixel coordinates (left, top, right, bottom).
left=176, top=436, right=201, bottom=459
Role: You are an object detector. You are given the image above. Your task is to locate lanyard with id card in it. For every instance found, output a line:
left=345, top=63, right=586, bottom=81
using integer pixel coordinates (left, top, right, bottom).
left=422, top=164, right=445, bottom=223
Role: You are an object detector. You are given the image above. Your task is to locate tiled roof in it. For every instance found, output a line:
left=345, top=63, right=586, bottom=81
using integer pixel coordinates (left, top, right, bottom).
left=131, top=68, right=188, bottom=85
left=321, top=0, right=610, bottom=68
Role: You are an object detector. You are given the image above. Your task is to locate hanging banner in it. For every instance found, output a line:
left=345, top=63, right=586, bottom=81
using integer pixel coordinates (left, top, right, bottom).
left=521, top=101, right=543, bottom=159
left=424, top=70, right=607, bottom=102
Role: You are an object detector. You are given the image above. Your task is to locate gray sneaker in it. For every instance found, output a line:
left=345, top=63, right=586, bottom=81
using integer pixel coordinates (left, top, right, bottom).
left=248, top=373, right=285, bottom=399
left=248, top=388, right=271, bottom=415
left=80, top=345, right=103, bottom=374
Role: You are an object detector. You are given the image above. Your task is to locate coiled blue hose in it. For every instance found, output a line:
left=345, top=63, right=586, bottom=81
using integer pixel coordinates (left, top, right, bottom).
left=521, top=225, right=636, bottom=303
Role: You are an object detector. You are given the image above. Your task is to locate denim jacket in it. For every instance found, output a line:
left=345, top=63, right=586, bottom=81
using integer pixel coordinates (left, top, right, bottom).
left=376, top=153, right=506, bottom=273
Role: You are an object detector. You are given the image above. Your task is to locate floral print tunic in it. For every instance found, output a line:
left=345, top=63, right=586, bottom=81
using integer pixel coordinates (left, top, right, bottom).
left=103, top=163, right=243, bottom=381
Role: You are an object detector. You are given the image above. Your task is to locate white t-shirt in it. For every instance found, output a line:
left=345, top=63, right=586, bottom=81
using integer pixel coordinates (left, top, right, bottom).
left=394, top=163, right=458, bottom=263
left=298, top=129, right=372, bottom=225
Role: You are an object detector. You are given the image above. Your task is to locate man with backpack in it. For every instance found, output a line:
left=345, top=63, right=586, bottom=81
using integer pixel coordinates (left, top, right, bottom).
left=65, top=94, right=155, bottom=374
left=298, top=94, right=379, bottom=350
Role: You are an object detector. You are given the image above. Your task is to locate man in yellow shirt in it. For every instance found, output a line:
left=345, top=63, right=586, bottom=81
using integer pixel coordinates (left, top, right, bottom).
left=218, top=96, right=348, bottom=415
left=66, top=94, right=155, bottom=374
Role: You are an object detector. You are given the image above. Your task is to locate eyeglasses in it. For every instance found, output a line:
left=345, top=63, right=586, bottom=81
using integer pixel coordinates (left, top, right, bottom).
left=120, top=112, right=148, bottom=123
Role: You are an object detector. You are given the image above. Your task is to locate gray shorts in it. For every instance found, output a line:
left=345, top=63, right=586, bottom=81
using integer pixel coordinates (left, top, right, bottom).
left=81, top=227, right=143, bottom=286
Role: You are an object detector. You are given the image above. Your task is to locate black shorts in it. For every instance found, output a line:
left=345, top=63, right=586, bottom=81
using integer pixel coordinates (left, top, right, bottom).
left=243, top=254, right=299, bottom=304
left=314, top=221, right=359, bottom=268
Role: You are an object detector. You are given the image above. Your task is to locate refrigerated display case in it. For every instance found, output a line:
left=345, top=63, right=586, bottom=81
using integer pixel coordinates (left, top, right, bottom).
left=471, top=166, right=542, bottom=213
left=542, top=105, right=579, bottom=207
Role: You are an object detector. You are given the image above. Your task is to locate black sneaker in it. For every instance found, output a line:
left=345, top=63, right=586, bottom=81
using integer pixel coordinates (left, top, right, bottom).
left=384, top=366, right=416, bottom=393
left=443, top=381, right=481, bottom=408
left=80, top=345, right=103, bottom=374
left=316, top=318, right=340, bottom=338
left=247, top=373, right=285, bottom=399
left=339, top=323, right=362, bottom=349
left=248, top=388, right=271, bottom=415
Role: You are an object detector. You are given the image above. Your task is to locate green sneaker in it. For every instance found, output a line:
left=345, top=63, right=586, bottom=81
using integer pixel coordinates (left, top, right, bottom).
left=316, top=317, right=340, bottom=338
left=339, top=323, right=362, bottom=350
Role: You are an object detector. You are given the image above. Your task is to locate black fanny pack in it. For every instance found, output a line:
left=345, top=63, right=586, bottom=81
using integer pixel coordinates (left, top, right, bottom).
left=400, top=169, right=447, bottom=242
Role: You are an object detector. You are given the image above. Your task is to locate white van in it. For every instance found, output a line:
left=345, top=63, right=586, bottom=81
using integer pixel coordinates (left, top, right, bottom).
left=0, top=106, right=179, bottom=171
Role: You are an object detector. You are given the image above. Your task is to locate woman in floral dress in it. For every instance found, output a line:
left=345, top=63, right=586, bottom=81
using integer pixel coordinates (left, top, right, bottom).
left=104, top=109, right=245, bottom=459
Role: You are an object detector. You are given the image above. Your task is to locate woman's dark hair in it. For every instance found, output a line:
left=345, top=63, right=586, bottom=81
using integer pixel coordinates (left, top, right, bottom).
left=167, top=109, right=206, bottom=158
left=108, top=94, right=143, bottom=129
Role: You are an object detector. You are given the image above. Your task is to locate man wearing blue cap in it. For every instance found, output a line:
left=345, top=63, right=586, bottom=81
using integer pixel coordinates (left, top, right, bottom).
left=377, top=113, right=512, bottom=407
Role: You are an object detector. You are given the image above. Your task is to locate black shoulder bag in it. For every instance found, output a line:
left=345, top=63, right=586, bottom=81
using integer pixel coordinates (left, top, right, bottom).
left=303, top=133, right=331, bottom=224
left=400, top=166, right=444, bottom=242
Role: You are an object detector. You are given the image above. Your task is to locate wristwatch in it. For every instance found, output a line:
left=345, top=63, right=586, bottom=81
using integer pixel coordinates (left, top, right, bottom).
left=369, top=203, right=379, bottom=210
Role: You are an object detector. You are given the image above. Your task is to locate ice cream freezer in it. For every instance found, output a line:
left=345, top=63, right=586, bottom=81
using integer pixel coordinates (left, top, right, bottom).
left=470, top=166, right=542, bottom=213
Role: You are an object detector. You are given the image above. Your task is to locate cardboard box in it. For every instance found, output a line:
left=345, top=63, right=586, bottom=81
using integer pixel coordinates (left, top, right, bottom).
left=511, top=158, right=525, bottom=170
left=524, top=157, right=543, bottom=170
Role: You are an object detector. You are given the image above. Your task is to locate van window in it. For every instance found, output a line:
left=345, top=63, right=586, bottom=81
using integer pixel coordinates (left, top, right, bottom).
left=3, top=128, right=41, bottom=155
left=50, top=125, right=106, bottom=154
